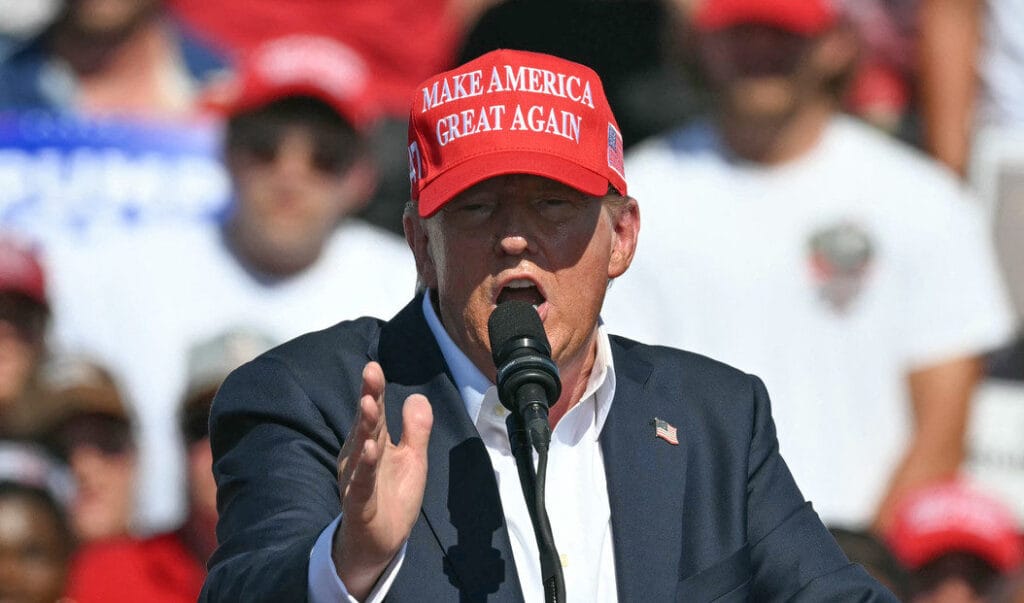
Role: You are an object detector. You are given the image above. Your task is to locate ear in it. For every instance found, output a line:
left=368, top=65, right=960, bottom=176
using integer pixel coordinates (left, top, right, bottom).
left=607, top=196, right=640, bottom=279
left=403, top=209, right=438, bottom=289
left=333, top=156, right=379, bottom=216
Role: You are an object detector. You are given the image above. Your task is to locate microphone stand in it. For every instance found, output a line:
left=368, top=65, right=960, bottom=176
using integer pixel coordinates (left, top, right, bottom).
left=506, top=408, right=566, bottom=603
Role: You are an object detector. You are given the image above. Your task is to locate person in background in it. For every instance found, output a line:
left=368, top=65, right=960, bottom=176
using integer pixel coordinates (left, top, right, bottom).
left=921, top=2, right=1024, bottom=528
left=176, top=327, right=275, bottom=572
left=917, top=0, right=1024, bottom=179
left=165, top=0, right=507, bottom=235
left=0, top=441, right=75, bottom=603
left=602, top=0, right=1014, bottom=533
left=840, top=0, right=917, bottom=139
left=65, top=327, right=273, bottom=603
left=39, top=354, right=136, bottom=543
left=0, top=0, right=228, bottom=117
left=47, top=34, right=416, bottom=533
left=885, top=480, right=1024, bottom=602
left=0, top=236, right=52, bottom=439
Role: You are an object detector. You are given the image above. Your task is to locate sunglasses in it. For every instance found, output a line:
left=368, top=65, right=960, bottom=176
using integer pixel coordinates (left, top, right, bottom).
left=240, top=127, right=352, bottom=175
left=50, top=414, right=134, bottom=460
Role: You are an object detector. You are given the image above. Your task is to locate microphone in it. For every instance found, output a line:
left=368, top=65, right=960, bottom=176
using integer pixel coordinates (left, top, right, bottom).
left=488, top=301, right=562, bottom=452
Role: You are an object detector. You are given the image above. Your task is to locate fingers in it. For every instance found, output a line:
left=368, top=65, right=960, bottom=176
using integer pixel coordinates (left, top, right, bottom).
left=361, top=361, right=389, bottom=444
left=337, top=393, right=379, bottom=488
left=399, top=394, right=433, bottom=455
left=339, top=363, right=433, bottom=509
left=338, top=362, right=387, bottom=487
left=360, top=362, right=386, bottom=410
left=346, top=437, right=381, bottom=509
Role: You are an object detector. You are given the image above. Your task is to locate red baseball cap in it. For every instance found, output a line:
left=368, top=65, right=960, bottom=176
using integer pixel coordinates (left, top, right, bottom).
left=885, top=481, right=1024, bottom=573
left=692, top=0, right=839, bottom=35
left=203, top=35, right=372, bottom=128
left=0, top=237, right=47, bottom=306
left=407, top=49, right=627, bottom=217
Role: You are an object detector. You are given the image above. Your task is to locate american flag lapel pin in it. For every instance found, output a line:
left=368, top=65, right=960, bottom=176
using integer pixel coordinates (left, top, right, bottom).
left=652, top=417, right=679, bottom=446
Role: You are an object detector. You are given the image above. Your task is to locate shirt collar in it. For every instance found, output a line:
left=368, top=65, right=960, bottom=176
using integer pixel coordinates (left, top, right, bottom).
left=421, top=292, right=616, bottom=439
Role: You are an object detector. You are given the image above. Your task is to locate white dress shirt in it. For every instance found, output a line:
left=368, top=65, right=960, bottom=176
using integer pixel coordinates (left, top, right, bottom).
left=308, top=294, right=620, bottom=601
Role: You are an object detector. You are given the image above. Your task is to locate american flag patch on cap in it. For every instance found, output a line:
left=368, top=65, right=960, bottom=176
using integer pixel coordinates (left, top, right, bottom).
left=652, top=417, right=679, bottom=445
left=607, top=123, right=624, bottom=179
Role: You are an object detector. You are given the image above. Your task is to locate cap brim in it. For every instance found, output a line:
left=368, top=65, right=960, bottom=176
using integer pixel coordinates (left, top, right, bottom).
left=416, top=150, right=611, bottom=217
left=693, top=4, right=836, bottom=35
left=896, top=529, right=1020, bottom=572
left=218, top=84, right=363, bottom=130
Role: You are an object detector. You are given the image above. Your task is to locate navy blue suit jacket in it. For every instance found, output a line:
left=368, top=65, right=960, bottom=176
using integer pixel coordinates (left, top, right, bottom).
left=201, top=296, right=896, bottom=601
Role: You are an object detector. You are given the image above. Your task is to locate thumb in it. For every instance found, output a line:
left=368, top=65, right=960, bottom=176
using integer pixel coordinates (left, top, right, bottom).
left=399, top=394, right=433, bottom=454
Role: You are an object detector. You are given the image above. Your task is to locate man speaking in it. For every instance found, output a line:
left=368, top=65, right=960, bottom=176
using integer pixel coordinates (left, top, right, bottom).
left=200, top=49, right=895, bottom=601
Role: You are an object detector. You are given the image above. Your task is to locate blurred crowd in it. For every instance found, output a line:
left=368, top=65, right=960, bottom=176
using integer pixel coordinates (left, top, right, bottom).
left=0, top=0, right=1022, bottom=601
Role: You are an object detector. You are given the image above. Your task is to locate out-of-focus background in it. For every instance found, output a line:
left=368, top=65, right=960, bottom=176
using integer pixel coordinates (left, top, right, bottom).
left=0, top=1, right=1021, bottom=601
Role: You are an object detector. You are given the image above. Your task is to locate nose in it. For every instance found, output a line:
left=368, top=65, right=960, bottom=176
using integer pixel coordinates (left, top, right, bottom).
left=70, top=446, right=110, bottom=484
left=497, top=233, right=530, bottom=256
left=272, top=136, right=316, bottom=179
left=494, top=204, right=536, bottom=257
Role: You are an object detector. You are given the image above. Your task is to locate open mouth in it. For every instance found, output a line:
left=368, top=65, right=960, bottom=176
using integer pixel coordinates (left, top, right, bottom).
left=496, top=278, right=546, bottom=310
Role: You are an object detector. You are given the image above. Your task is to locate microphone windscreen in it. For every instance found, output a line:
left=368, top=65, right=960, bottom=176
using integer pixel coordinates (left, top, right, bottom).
left=488, top=301, right=549, bottom=366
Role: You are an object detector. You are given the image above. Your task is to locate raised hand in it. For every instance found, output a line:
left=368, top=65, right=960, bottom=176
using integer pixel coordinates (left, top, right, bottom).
left=332, top=361, right=433, bottom=600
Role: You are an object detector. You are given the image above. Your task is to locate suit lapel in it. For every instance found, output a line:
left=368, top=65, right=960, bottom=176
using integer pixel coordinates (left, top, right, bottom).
left=374, top=296, right=523, bottom=600
left=601, top=337, right=689, bottom=601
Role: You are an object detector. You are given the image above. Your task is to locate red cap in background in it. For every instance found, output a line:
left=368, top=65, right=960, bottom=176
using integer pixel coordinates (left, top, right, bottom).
left=407, top=49, right=627, bottom=217
left=202, top=34, right=373, bottom=129
left=886, top=481, right=1024, bottom=573
left=692, top=0, right=839, bottom=35
left=0, top=237, right=47, bottom=306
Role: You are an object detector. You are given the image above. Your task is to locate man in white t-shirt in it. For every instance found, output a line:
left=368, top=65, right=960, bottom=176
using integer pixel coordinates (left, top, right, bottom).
left=604, top=0, right=1014, bottom=532
left=45, top=35, right=416, bottom=532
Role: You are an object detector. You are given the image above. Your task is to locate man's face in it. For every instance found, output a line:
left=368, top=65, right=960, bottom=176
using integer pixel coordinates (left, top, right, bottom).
left=697, top=24, right=842, bottom=121
left=0, top=323, right=42, bottom=406
left=57, top=416, right=136, bottom=542
left=0, top=495, right=68, bottom=603
left=0, top=294, right=47, bottom=406
left=407, top=174, right=639, bottom=377
left=227, top=127, right=368, bottom=275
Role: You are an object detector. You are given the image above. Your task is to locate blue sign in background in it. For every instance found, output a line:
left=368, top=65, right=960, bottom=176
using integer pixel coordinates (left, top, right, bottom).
left=0, top=111, right=230, bottom=245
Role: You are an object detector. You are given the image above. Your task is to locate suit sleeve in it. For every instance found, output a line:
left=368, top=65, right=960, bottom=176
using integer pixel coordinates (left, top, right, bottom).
left=744, top=375, right=899, bottom=601
left=200, top=356, right=350, bottom=602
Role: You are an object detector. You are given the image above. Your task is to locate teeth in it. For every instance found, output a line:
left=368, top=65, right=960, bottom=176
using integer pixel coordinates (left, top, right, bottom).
left=505, top=279, right=535, bottom=289
left=496, top=278, right=544, bottom=311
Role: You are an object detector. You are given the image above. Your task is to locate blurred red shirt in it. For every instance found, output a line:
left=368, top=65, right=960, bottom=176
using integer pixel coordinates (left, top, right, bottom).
left=66, top=532, right=205, bottom=603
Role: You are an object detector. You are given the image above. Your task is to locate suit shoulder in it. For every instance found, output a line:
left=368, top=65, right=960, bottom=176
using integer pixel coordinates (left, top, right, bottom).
left=611, top=336, right=766, bottom=449
left=612, top=334, right=751, bottom=382
left=268, top=316, right=384, bottom=366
